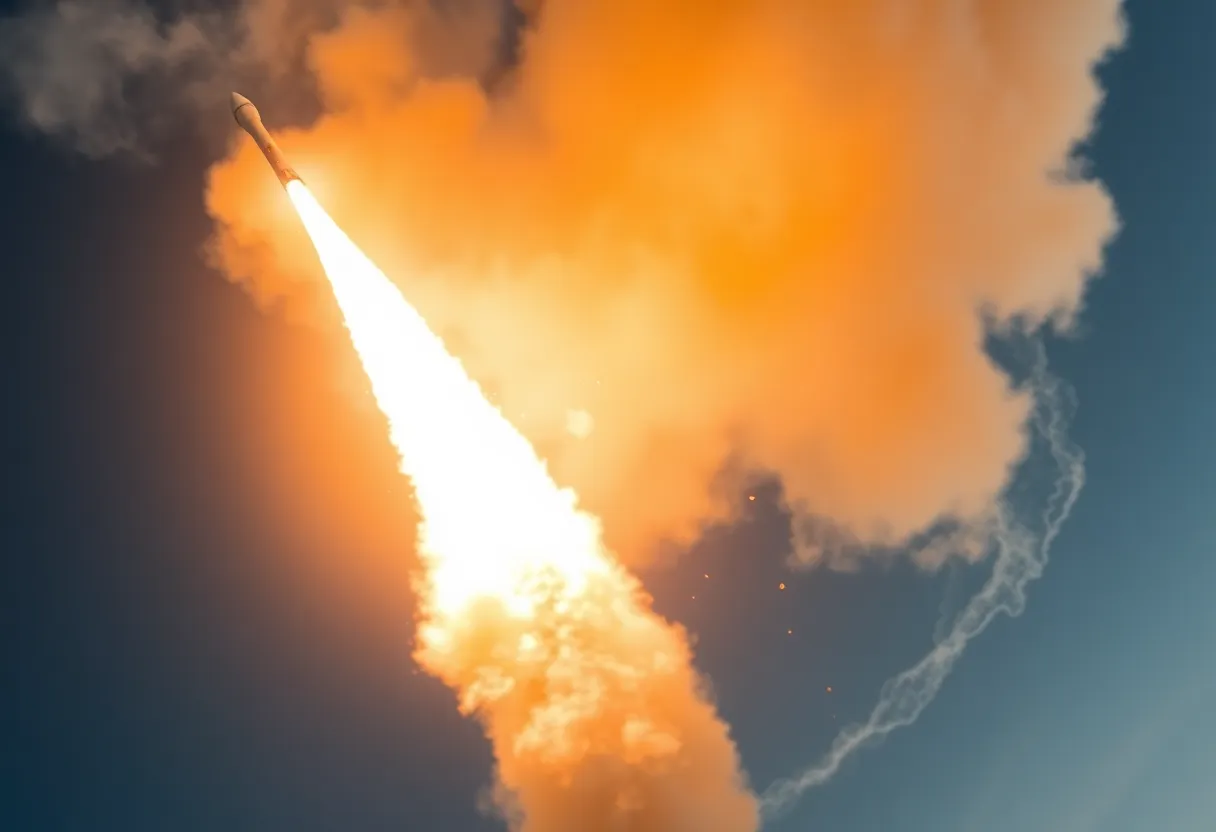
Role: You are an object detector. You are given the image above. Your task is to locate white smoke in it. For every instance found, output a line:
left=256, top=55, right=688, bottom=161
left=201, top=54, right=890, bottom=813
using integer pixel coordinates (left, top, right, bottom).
left=761, top=340, right=1085, bottom=818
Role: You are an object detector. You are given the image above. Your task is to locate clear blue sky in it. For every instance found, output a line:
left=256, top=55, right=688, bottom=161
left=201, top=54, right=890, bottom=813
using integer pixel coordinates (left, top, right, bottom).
left=1, top=1, right=1212, bottom=830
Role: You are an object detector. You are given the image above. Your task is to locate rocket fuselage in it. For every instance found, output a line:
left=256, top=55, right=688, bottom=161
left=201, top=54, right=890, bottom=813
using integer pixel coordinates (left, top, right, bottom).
left=230, top=92, right=300, bottom=187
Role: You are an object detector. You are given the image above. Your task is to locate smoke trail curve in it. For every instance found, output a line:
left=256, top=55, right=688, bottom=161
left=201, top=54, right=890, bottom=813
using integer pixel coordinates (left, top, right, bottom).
left=761, top=343, right=1084, bottom=819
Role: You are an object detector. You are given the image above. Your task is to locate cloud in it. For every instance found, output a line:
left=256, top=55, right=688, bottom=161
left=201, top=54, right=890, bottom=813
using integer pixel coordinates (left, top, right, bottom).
left=0, top=0, right=504, bottom=157
left=0, top=0, right=1124, bottom=567
left=0, top=0, right=1128, bottom=821
left=0, top=0, right=219, bottom=155
left=761, top=344, right=1085, bottom=814
left=200, top=0, right=1123, bottom=570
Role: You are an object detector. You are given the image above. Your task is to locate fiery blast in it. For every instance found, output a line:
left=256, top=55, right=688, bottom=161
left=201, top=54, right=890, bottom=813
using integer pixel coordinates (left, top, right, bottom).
left=0, top=0, right=1130, bottom=822
left=285, top=180, right=757, bottom=832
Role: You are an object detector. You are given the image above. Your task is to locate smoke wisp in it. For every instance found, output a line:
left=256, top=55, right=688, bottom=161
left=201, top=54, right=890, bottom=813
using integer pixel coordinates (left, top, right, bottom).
left=761, top=341, right=1085, bottom=815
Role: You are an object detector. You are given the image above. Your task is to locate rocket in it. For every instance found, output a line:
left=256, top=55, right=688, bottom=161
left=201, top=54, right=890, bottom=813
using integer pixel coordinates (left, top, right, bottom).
left=230, top=92, right=301, bottom=187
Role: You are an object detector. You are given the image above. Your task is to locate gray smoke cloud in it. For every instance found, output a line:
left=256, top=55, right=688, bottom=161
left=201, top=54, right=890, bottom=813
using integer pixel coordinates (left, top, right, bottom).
left=0, top=0, right=211, bottom=155
left=0, top=0, right=509, bottom=157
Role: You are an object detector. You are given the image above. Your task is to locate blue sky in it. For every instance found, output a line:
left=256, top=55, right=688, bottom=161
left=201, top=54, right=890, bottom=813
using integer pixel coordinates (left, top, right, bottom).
left=730, top=2, right=1216, bottom=826
left=1, top=1, right=1213, bottom=830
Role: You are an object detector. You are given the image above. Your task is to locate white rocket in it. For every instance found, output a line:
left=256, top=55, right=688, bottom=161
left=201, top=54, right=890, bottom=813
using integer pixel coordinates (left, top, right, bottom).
left=230, top=92, right=301, bottom=187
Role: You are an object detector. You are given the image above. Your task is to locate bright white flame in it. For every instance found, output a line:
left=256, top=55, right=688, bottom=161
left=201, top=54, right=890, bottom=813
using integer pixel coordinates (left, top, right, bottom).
left=285, top=181, right=758, bottom=831
left=288, top=181, right=609, bottom=618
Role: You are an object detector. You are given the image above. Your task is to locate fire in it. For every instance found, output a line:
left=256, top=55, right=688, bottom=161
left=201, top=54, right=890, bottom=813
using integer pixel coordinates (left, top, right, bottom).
left=286, top=181, right=757, bottom=831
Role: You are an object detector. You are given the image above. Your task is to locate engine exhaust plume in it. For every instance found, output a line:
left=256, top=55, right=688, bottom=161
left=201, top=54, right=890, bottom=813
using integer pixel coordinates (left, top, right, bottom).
left=0, top=0, right=1127, bottom=822
left=283, top=179, right=758, bottom=831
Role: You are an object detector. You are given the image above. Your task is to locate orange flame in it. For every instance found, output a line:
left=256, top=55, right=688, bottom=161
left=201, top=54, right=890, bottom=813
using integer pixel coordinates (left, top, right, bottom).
left=286, top=180, right=757, bottom=831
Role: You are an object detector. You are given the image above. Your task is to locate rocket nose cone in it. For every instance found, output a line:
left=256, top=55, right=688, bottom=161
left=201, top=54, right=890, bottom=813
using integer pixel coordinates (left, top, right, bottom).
left=230, top=91, right=252, bottom=119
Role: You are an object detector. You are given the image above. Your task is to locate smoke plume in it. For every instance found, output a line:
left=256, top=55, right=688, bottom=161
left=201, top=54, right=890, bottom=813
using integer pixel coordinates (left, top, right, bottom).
left=1, top=0, right=1123, bottom=567
left=203, top=0, right=1123, bottom=568
left=0, top=0, right=1127, bottom=823
left=290, top=180, right=760, bottom=831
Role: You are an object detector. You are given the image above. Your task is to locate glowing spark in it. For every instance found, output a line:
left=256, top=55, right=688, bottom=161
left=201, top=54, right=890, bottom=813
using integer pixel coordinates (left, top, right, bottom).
left=284, top=182, right=757, bottom=829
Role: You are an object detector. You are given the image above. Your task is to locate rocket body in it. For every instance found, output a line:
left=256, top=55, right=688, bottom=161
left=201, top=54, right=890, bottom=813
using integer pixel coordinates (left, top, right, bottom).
left=230, top=92, right=300, bottom=187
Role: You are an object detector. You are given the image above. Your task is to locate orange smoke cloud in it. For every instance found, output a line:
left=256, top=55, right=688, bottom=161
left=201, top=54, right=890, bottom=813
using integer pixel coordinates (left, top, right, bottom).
left=289, top=179, right=758, bottom=832
left=205, top=0, right=1122, bottom=570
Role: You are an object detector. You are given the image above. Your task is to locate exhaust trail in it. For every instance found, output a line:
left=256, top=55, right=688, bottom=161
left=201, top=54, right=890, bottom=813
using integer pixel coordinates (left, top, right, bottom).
left=284, top=180, right=759, bottom=832
left=761, top=345, right=1084, bottom=819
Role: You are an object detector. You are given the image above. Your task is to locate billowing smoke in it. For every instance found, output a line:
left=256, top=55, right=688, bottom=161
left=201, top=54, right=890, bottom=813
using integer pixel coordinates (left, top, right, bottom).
left=2, top=0, right=1123, bottom=567
left=0, top=0, right=1127, bottom=821
left=202, top=0, right=1123, bottom=569
left=0, top=0, right=504, bottom=157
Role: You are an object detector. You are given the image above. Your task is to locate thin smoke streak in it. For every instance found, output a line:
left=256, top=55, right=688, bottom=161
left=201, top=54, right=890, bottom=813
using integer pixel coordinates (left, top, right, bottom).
left=761, top=341, right=1085, bottom=820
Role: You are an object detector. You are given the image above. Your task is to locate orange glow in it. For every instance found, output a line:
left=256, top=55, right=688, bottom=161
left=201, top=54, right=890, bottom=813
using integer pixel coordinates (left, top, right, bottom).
left=285, top=181, right=757, bottom=830
left=206, top=0, right=1120, bottom=571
